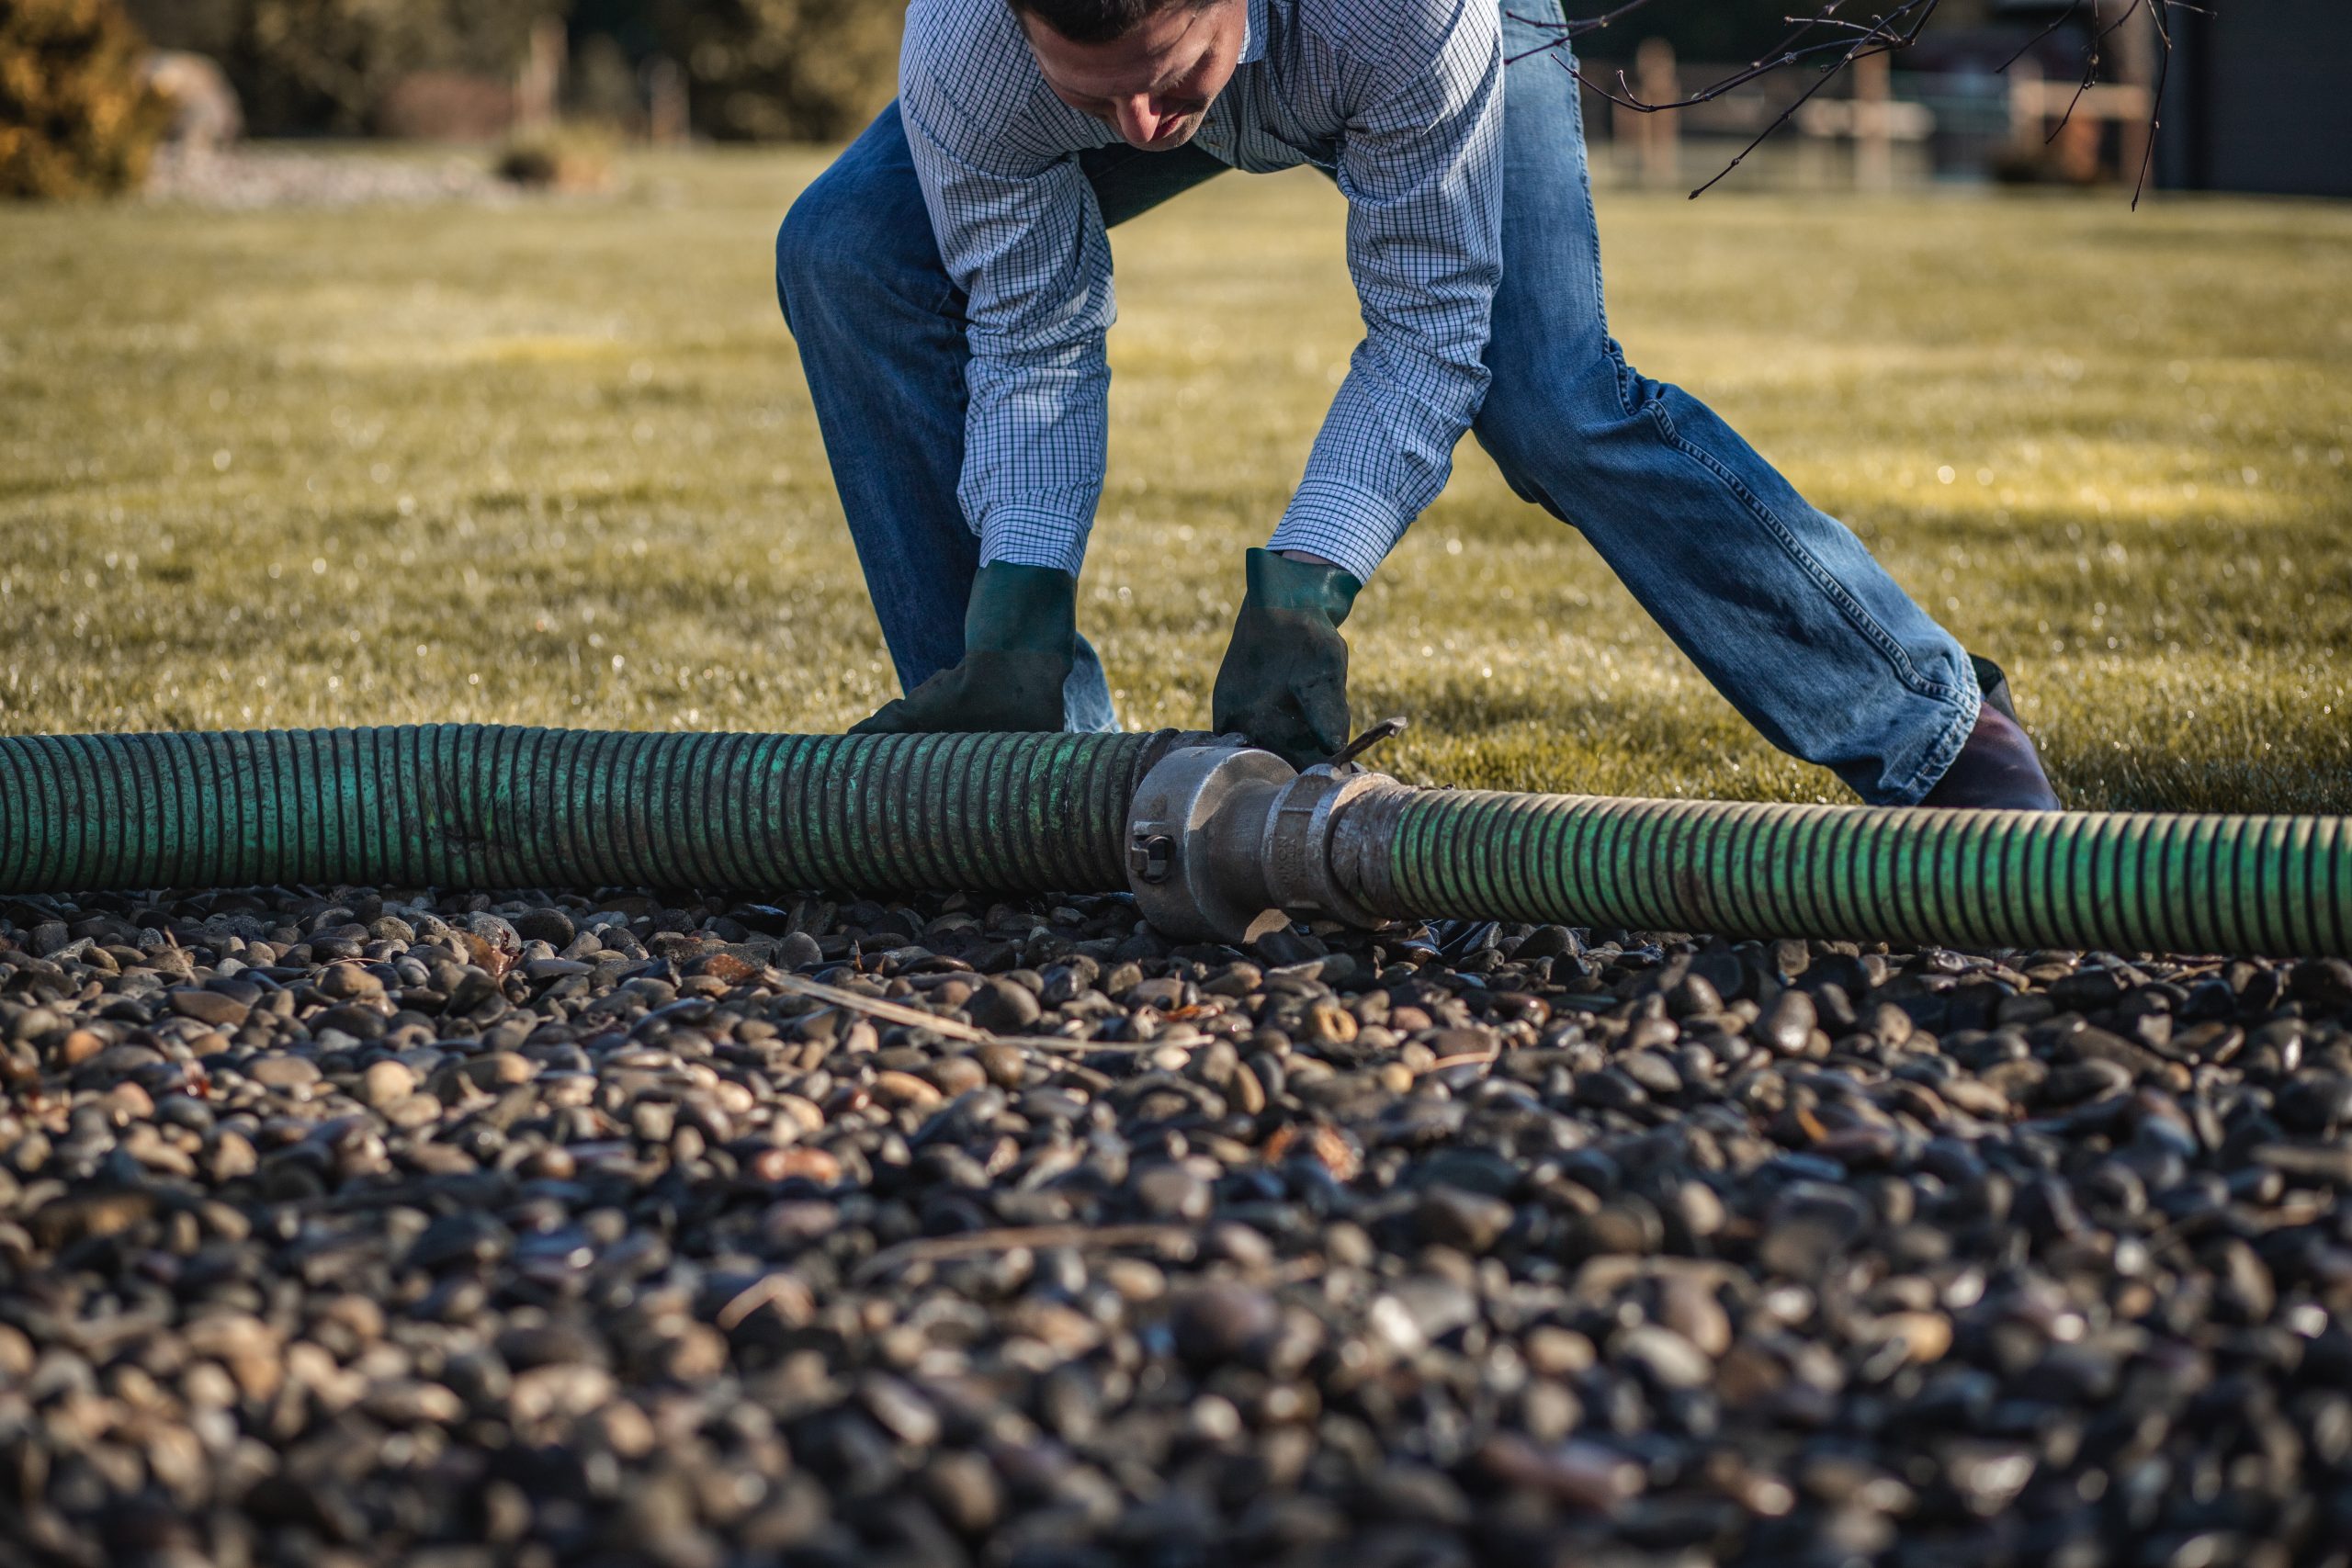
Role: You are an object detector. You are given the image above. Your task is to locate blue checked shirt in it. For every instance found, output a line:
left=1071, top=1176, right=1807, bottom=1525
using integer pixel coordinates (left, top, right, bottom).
left=899, top=0, right=1505, bottom=584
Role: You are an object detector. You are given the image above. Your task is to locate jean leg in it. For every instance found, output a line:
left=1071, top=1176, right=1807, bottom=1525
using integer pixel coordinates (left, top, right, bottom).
left=1469, top=10, right=1977, bottom=804
left=779, top=106, right=978, bottom=696
left=779, top=107, right=1226, bottom=732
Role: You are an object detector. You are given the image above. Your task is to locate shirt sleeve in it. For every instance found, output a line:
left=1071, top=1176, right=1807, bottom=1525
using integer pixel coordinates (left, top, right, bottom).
left=899, top=6, right=1113, bottom=577
left=1266, top=0, right=1505, bottom=583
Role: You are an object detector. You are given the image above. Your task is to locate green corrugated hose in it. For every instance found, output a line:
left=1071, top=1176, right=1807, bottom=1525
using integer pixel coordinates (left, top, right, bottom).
left=1339, top=789, right=2352, bottom=958
left=1, top=727, right=2346, bottom=957
left=0, top=727, right=1175, bottom=898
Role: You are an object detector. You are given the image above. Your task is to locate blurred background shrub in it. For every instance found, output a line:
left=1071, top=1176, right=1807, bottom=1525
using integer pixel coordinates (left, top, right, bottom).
left=0, top=0, right=171, bottom=197
left=128, top=0, right=556, bottom=136
left=124, top=0, right=899, bottom=143
left=494, top=120, right=616, bottom=188
left=648, top=0, right=899, bottom=142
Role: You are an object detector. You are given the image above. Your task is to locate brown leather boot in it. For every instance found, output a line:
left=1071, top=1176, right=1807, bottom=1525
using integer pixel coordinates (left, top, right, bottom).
left=1919, top=656, right=2063, bottom=811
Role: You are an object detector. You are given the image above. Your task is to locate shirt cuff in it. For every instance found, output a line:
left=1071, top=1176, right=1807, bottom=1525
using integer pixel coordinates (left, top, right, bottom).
left=977, top=504, right=1091, bottom=577
left=1269, top=477, right=1411, bottom=585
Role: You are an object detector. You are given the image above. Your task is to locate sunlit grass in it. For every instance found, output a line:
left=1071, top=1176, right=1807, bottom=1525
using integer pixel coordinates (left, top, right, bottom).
left=2, top=149, right=2346, bottom=811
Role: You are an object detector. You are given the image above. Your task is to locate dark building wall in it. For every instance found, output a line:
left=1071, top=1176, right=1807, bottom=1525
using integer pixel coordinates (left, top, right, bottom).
left=2158, top=0, right=2352, bottom=198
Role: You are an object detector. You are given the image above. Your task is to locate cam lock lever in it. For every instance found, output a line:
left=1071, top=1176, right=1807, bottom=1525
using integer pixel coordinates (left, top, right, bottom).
left=1323, top=716, right=1407, bottom=772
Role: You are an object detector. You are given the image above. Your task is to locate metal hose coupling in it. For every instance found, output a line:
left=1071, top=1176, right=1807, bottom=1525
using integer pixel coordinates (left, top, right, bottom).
left=1122, top=737, right=1411, bottom=944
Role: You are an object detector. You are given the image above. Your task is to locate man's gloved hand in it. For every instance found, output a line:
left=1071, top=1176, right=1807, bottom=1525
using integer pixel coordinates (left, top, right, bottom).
left=851, top=562, right=1075, bottom=734
left=1211, top=547, right=1362, bottom=768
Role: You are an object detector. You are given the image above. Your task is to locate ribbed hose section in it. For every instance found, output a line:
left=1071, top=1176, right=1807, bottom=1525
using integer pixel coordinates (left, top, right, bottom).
left=1363, top=793, right=2352, bottom=958
left=0, top=728, right=1182, bottom=897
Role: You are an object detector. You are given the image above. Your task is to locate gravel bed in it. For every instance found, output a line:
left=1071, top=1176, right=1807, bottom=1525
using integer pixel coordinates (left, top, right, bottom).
left=5, top=883, right=2352, bottom=1567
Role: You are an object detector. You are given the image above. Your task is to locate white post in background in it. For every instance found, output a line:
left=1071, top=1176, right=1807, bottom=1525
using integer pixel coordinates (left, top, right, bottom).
left=2114, top=2, right=2158, bottom=188
left=516, top=16, right=566, bottom=134
left=1854, top=51, right=1894, bottom=190
left=647, top=57, right=690, bottom=147
left=1633, top=38, right=1679, bottom=187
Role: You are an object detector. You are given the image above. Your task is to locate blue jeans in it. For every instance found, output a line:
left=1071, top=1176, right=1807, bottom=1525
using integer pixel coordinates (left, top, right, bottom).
left=775, top=5, right=1979, bottom=801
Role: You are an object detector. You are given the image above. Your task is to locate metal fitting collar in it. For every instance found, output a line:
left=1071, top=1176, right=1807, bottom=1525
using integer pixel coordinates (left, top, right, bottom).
left=1123, top=741, right=1413, bottom=943
left=1254, top=765, right=1392, bottom=930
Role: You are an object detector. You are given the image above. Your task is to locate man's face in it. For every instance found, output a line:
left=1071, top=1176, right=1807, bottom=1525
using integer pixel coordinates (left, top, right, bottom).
left=1020, top=0, right=1249, bottom=152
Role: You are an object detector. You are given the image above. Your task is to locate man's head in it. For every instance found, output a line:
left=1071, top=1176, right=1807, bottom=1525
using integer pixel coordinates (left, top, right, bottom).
left=1007, top=0, right=1248, bottom=152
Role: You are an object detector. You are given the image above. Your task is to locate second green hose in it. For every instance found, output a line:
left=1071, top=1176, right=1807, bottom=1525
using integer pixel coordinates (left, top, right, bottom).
left=1347, top=788, right=2350, bottom=957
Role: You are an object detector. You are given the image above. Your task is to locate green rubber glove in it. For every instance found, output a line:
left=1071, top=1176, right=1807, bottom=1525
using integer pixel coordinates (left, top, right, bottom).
left=851, top=562, right=1076, bottom=734
left=1211, top=547, right=1362, bottom=768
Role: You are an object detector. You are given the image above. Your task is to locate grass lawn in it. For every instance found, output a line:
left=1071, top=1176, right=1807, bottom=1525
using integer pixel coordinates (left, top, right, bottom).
left=3, top=149, right=2346, bottom=812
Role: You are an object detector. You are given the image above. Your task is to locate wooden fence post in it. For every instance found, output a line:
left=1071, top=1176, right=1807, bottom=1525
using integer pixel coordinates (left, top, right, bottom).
left=1634, top=38, right=1679, bottom=186
left=515, top=16, right=565, bottom=134
left=647, top=57, right=690, bottom=146
left=1854, top=51, right=1894, bottom=190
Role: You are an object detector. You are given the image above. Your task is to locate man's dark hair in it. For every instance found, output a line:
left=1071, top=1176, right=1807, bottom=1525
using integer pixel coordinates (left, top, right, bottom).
left=1005, top=0, right=1227, bottom=46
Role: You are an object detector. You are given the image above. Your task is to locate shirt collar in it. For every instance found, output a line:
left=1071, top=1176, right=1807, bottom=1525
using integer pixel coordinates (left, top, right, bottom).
left=1239, top=0, right=1270, bottom=64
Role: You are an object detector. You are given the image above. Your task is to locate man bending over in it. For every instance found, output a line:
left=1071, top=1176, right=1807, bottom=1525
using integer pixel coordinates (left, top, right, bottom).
left=775, top=0, right=2061, bottom=810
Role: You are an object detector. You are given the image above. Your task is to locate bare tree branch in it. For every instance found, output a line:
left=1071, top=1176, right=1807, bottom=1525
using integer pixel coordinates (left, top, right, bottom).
left=2044, top=0, right=2161, bottom=148
left=1998, top=1, right=2087, bottom=74
left=2130, top=0, right=2180, bottom=208
left=1512, top=0, right=2195, bottom=201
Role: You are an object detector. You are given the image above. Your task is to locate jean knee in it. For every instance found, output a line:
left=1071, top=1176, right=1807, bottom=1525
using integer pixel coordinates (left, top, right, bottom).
left=775, top=184, right=845, bottom=331
left=778, top=172, right=934, bottom=333
left=1476, top=347, right=1638, bottom=497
